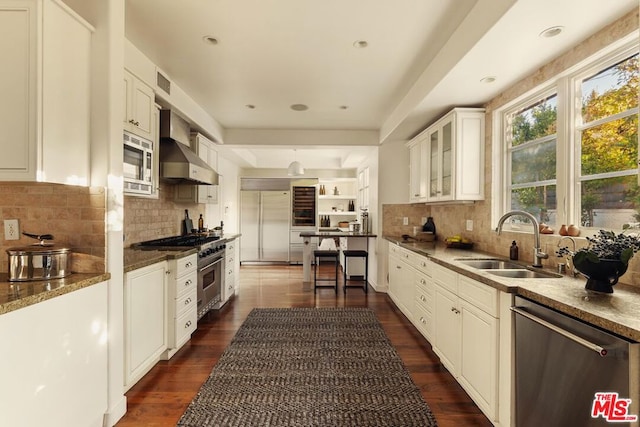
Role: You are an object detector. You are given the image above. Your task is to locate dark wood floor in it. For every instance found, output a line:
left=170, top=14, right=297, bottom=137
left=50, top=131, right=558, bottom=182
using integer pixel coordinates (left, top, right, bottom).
left=116, top=264, right=493, bottom=427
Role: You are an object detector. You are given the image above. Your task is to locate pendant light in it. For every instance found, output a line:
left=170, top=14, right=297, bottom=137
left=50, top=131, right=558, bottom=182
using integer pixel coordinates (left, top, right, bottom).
left=287, top=149, right=304, bottom=176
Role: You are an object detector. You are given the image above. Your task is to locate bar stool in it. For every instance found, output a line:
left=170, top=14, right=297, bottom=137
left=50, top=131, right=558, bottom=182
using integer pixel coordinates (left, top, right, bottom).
left=342, top=250, right=368, bottom=293
left=314, top=250, right=339, bottom=294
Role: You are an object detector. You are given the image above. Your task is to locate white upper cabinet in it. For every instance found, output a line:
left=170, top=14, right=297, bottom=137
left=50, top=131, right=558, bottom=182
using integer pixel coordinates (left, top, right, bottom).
left=124, top=69, right=155, bottom=140
left=408, top=108, right=485, bottom=203
left=0, top=0, right=93, bottom=185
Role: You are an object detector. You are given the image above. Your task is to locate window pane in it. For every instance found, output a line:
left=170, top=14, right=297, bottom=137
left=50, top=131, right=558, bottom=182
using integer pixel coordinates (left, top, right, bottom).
left=581, top=176, right=638, bottom=228
left=510, top=95, right=557, bottom=147
left=581, top=115, right=638, bottom=176
left=511, top=139, right=557, bottom=184
left=581, top=54, right=639, bottom=123
left=510, top=185, right=556, bottom=225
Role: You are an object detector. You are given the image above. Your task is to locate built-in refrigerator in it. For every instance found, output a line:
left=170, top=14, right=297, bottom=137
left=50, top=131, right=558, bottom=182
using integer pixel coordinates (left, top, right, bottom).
left=240, top=186, right=291, bottom=263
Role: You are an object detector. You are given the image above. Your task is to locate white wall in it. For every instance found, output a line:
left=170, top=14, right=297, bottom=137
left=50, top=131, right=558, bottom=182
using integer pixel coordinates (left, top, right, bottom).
left=207, top=151, right=241, bottom=233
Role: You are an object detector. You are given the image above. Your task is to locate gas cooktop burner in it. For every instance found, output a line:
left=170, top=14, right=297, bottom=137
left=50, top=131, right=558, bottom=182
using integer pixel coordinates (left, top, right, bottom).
left=137, top=234, right=221, bottom=248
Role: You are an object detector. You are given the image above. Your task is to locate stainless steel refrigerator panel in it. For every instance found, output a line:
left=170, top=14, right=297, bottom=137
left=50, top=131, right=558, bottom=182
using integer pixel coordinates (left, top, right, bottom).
left=240, top=190, right=290, bottom=263
left=260, top=191, right=290, bottom=261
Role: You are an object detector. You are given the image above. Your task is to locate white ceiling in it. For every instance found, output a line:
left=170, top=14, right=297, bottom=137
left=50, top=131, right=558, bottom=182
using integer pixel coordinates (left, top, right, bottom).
left=74, top=0, right=639, bottom=170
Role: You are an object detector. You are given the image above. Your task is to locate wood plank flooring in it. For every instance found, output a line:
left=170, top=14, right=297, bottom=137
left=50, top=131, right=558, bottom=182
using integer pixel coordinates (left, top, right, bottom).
left=116, top=264, right=493, bottom=427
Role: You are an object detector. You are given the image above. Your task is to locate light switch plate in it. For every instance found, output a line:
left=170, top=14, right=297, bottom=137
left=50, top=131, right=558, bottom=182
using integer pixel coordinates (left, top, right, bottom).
left=466, top=220, right=473, bottom=231
left=4, top=219, right=19, bottom=240
left=403, top=217, right=409, bottom=226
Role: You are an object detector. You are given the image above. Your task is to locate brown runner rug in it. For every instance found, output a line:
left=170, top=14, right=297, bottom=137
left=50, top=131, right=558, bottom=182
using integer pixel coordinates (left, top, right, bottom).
left=177, top=307, right=438, bottom=427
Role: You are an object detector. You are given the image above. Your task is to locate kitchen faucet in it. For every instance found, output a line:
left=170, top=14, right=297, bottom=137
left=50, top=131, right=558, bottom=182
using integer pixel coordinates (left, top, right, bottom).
left=557, top=236, right=579, bottom=277
left=496, top=210, right=548, bottom=268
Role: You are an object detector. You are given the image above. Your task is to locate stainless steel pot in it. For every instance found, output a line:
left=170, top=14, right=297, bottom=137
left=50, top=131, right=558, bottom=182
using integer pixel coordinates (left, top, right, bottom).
left=7, top=246, right=71, bottom=282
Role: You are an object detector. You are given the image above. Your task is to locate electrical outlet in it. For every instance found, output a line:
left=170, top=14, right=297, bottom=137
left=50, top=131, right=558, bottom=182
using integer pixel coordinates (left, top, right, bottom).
left=466, top=219, right=473, bottom=231
left=402, top=217, right=409, bottom=226
left=4, top=219, right=19, bottom=240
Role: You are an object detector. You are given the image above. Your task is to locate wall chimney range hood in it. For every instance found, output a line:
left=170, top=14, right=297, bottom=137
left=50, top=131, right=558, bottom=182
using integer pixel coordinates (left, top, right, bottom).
left=159, top=110, right=219, bottom=185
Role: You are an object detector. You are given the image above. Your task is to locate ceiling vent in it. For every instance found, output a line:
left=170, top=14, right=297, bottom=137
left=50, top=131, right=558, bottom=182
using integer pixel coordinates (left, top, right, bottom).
left=156, top=69, right=171, bottom=95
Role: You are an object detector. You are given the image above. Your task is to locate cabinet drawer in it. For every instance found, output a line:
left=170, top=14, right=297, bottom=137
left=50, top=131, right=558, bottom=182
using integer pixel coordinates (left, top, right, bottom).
left=176, top=271, right=197, bottom=298
left=174, top=308, right=197, bottom=345
left=413, top=303, right=432, bottom=341
left=432, top=262, right=458, bottom=294
left=175, top=288, right=197, bottom=318
left=458, top=275, right=498, bottom=317
left=415, top=276, right=433, bottom=312
left=410, top=254, right=431, bottom=276
left=175, top=253, right=197, bottom=277
left=389, top=243, right=401, bottom=256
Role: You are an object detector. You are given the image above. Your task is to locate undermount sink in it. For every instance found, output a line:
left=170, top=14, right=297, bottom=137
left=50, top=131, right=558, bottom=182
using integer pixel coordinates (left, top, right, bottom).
left=455, top=258, right=562, bottom=279
left=458, top=259, right=523, bottom=270
left=487, top=269, right=562, bottom=279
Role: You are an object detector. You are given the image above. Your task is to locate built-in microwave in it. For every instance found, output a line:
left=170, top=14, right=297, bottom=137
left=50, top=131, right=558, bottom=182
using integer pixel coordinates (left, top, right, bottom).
left=123, top=131, right=154, bottom=195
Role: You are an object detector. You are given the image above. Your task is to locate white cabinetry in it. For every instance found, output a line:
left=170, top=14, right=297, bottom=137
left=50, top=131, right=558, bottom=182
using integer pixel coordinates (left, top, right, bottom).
left=163, top=253, right=197, bottom=360
left=388, top=245, right=415, bottom=318
left=175, top=132, right=219, bottom=204
left=0, top=282, right=108, bottom=427
left=0, top=0, right=92, bottom=185
left=124, top=69, right=155, bottom=139
left=223, top=238, right=239, bottom=305
left=407, top=138, right=428, bottom=202
left=407, top=108, right=485, bottom=203
left=318, top=178, right=357, bottom=228
left=432, top=263, right=498, bottom=422
left=124, top=261, right=168, bottom=391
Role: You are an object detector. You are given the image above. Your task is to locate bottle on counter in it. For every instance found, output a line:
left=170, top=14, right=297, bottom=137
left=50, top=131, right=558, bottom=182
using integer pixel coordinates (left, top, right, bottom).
left=198, top=214, right=204, bottom=232
left=510, top=240, right=519, bottom=261
left=422, top=217, right=436, bottom=234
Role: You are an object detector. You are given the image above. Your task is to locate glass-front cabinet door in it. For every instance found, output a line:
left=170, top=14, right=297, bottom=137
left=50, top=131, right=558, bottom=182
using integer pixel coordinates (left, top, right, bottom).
left=440, top=120, right=453, bottom=200
left=429, top=129, right=439, bottom=199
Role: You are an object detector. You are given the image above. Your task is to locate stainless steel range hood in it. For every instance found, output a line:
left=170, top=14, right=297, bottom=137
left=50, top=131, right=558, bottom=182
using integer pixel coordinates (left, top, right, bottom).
left=159, top=110, right=219, bottom=185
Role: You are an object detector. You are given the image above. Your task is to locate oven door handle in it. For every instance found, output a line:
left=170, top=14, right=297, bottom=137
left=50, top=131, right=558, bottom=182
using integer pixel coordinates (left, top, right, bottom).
left=199, top=257, right=224, bottom=272
left=511, top=306, right=608, bottom=357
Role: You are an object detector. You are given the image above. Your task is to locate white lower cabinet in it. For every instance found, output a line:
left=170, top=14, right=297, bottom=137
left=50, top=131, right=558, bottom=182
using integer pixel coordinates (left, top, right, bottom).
left=432, top=265, right=499, bottom=423
left=163, top=253, right=197, bottom=360
left=388, top=245, right=414, bottom=318
left=223, top=238, right=239, bottom=305
left=124, top=261, right=168, bottom=391
left=387, top=242, right=507, bottom=425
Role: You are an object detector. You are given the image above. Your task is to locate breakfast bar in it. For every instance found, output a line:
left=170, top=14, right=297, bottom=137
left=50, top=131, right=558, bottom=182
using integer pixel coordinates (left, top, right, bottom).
left=299, top=230, right=377, bottom=286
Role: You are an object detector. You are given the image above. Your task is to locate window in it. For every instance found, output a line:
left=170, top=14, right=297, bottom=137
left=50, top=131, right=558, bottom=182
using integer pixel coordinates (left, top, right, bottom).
left=576, top=54, right=638, bottom=228
left=497, top=39, right=639, bottom=231
left=506, top=93, right=558, bottom=226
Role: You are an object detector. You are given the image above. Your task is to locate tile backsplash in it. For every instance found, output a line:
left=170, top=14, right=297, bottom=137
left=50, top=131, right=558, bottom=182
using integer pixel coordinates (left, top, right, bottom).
left=123, top=185, right=201, bottom=247
left=0, top=182, right=106, bottom=273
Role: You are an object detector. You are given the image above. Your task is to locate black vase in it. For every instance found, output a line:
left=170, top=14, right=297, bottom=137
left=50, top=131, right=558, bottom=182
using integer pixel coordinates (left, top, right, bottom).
left=573, top=257, right=627, bottom=294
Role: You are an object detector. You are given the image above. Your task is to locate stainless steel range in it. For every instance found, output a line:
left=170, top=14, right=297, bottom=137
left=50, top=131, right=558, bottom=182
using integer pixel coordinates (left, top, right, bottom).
left=136, top=234, right=226, bottom=320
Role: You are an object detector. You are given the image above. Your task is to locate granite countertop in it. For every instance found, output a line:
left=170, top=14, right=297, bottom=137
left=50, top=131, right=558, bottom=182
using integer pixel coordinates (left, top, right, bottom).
left=384, top=235, right=640, bottom=342
left=0, top=272, right=111, bottom=315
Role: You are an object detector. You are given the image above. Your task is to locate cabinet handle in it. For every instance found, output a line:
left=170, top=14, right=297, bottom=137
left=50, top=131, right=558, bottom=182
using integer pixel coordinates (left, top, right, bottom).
left=450, top=307, right=460, bottom=314
left=165, top=271, right=171, bottom=275
left=185, top=297, right=191, bottom=305
left=185, top=279, right=192, bottom=287
left=396, top=265, right=401, bottom=269
left=185, top=320, right=192, bottom=328
left=420, top=295, right=426, bottom=302
left=185, top=262, right=193, bottom=268
left=419, top=317, right=427, bottom=324
left=420, top=279, right=426, bottom=284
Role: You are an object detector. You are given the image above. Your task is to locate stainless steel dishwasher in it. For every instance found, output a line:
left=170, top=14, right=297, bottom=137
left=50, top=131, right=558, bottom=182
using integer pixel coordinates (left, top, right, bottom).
left=512, top=296, right=640, bottom=427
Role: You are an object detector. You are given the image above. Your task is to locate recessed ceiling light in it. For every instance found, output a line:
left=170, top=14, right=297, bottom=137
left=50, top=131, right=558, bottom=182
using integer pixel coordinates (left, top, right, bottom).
left=480, top=76, right=496, bottom=84
left=290, top=104, right=309, bottom=111
left=353, top=40, right=368, bottom=49
left=245, top=104, right=256, bottom=109
left=339, top=105, right=349, bottom=110
left=539, top=26, right=564, bottom=38
left=202, top=35, right=219, bottom=45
